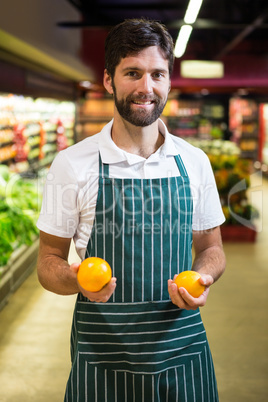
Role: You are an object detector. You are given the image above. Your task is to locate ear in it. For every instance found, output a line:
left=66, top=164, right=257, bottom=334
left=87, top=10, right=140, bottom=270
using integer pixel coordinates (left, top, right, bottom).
left=103, top=69, right=113, bottom=95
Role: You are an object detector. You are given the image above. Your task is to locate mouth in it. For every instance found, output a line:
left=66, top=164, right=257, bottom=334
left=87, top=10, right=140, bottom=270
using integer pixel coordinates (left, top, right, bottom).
left=131, top=100, right=155, bottom=106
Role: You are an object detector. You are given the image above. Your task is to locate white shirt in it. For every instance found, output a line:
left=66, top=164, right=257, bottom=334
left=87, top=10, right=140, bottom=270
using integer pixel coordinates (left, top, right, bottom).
left=37, top=119, right=225, bottom=259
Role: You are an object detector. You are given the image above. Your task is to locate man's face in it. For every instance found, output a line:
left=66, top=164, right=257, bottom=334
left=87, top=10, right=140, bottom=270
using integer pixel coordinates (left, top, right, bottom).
left=109, top=46, right=170, bottom=127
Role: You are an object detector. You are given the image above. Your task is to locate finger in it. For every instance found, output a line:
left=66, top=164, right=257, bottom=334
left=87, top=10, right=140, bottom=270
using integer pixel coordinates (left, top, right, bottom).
left=85, top=277, right=117, bottom=302
left=179, top=286, right=209, bottom=308
left=168, top=282, right=189, bottom=310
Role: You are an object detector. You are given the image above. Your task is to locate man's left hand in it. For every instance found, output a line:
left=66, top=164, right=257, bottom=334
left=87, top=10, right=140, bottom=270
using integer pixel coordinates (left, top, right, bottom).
left=167, top=274, right=213, bottom=310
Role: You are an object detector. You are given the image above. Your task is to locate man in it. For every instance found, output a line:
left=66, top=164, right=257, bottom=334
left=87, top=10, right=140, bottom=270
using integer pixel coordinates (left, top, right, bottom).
left=37, top=18, right=226, bottom=401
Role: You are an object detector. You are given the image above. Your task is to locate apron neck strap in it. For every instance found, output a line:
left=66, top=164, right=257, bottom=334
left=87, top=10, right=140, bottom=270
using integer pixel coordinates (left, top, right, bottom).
left=174, top=155, right=188, bottom=177
left=99, top=153, right=109, bottom=178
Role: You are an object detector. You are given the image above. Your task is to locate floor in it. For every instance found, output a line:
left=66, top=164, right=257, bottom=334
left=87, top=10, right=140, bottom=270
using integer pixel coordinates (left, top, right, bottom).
left=0, top=173, right=268, bottom=402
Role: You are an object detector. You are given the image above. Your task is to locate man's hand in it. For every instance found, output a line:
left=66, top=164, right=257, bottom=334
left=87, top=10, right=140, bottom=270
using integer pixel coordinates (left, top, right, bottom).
left=70, top=263, right=117, bottom=303
left=167, top=273, right=213, bottom=310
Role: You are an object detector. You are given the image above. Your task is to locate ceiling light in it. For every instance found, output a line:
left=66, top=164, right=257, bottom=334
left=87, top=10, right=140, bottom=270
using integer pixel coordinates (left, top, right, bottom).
left=174, top=25, right=193, bottom=58
left=184, top=0, right=203, bottom=24
left=181, top=60, right=224, bottom=78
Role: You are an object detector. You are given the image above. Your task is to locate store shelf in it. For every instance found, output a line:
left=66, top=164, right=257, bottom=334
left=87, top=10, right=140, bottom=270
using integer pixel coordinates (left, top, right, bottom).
left=0, top=238, right=39, bottom=311
left=162, top=97, right=226, bottom=140
left=229, top=98, right=259, bottom=160
left=0, top=93, right=76, bottom=171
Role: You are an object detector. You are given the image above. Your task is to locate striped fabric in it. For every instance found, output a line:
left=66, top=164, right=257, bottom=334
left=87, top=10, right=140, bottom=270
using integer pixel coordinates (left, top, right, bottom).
left=66, top=344, right=217, bottom=402
left=64, top=154, right=219, bottom=401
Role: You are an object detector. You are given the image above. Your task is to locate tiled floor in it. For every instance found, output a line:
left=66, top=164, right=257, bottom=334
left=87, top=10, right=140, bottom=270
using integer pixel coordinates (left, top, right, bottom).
left=0, top=174, right=268, bottom=401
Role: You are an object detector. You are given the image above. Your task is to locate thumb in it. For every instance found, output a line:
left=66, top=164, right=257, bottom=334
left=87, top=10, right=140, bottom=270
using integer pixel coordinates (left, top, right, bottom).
left=70, top=262, right=80, bottom=274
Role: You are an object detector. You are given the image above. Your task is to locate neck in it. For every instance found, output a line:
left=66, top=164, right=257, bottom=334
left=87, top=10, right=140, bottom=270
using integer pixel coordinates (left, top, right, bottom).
left=111, top=115, right=164, bottom=159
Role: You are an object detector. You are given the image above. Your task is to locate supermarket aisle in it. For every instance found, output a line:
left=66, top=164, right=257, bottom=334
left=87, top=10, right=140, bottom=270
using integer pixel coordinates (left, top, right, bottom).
left=0, top=243, right=79, bottom=402
left=0, top=177, right=268, bottom=402
left=202, top=173, right=268, bottom=402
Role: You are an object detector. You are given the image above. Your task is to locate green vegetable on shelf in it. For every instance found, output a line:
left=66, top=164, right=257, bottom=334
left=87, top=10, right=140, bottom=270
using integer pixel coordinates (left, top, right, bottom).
left=0, top=164, right=42, bottom=267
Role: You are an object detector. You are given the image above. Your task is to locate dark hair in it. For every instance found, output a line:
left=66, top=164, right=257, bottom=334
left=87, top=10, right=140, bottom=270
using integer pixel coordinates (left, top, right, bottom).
left=105, top=18, right=174, bottom=79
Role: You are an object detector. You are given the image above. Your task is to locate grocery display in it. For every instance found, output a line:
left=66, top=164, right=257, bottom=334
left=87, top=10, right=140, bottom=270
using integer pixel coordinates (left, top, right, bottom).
left=187, top=138, right=259, bottom=242
left=0, top=165, right=40, bottom=265
left=0, top=94, right=75, bottom=172
left=229, top=98, right=259, bottom=160
left=258, top=103, right=268, bottom=175
left=0, top=163, right=44, bottom=308
left=0, top=93, right=76, bottom=308
left=162, top=97, right=226, bottom=140
left=76, top=94, right=113, bottom=141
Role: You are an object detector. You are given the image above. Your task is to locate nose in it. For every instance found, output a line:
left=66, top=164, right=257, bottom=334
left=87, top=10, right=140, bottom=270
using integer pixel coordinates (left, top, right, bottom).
left=137, top=74, right=153, bottom=94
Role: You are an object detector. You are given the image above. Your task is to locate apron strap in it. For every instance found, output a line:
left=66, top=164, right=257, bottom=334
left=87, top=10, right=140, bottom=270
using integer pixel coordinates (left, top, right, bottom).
left=99, top=153, right=109, bottom=178
left=174, top=154, right=188, bottom=178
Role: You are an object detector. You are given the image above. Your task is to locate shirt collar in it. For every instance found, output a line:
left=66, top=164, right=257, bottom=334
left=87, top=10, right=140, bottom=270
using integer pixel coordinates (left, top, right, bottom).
left=99, top=119, right=178, bottom=166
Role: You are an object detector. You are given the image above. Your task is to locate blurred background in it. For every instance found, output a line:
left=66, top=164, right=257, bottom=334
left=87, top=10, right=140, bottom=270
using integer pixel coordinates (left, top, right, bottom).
left=0, top=1, right=268, bottom=401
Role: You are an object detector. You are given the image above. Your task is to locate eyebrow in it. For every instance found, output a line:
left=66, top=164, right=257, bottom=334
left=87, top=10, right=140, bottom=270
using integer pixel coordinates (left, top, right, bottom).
left=122, top=66, right=169, bottom=74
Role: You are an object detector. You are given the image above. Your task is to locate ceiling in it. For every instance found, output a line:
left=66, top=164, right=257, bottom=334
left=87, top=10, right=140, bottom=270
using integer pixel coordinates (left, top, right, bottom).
left=58, top=0, right=268, bottom=94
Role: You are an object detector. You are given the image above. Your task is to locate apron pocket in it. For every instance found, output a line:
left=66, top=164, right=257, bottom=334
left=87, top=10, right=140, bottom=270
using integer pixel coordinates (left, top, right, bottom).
left=75, top=300, right=208, bottom=374
left=68, top=344, right=218, bottom=402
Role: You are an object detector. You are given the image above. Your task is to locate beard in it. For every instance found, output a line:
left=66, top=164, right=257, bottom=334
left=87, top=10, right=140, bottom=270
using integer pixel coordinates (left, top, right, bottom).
left=112, top=83, right=167, bottom=127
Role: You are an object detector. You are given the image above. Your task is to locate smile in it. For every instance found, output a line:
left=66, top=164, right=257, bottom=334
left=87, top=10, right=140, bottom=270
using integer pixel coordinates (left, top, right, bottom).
left=132, top=100, right=154, bottom=105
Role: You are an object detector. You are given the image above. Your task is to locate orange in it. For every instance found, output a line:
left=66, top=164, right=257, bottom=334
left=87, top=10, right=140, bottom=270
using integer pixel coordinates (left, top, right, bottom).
left=174, top=271, right=205, bottom=298
left=77, top=257, right=112, bottom=292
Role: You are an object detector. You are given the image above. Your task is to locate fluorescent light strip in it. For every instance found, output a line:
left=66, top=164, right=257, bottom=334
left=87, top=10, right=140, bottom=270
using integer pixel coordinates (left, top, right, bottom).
left=184, top=0, right=203, bottom=24
left=174, top=0, right=203, bottom=58
left=174, top=25, right=193, bottom=58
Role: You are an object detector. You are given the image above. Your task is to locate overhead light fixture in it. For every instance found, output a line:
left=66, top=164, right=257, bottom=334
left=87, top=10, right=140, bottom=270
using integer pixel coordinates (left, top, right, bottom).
left=174, top=0, right=203, bottom=58
left=184, top=0, right=203, bottom=24
left=180, top=60, right=224, bottom=78
left=79, top=80, right=92, bottom=88
left=174, top=25, right=193, bottom=58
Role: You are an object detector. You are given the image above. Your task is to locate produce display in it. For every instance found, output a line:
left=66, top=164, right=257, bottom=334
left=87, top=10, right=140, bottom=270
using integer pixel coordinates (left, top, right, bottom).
left=187, top=139, right=259, bottom=228
left=0, top=94, right=75, bottom=172
left=0, top=164, right=41, bottom=267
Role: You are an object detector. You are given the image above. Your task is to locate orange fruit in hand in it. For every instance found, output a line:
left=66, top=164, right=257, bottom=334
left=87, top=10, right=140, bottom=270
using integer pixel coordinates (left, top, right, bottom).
left=174, top=271, right=205, bottom=298
left=77, top=257, right=112, bottom=292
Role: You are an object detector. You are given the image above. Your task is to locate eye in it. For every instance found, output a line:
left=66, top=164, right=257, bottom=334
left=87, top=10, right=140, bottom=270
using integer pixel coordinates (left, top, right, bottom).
left=126, top=71, right=139, bottom=78
left=152, top=72, right=165, bottom=79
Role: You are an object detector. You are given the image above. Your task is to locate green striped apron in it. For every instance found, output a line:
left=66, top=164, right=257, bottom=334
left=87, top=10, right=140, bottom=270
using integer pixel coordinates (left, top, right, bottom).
left=64, top=154, right=219, bottom=401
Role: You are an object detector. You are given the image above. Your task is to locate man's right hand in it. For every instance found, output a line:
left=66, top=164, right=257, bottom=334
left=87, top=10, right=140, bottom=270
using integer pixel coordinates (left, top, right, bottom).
left=70, top=263, right=117, bottom=303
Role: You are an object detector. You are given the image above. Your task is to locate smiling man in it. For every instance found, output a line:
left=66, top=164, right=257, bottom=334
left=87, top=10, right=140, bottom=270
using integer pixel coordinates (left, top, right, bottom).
left=37, top=18, right=226, bottom=401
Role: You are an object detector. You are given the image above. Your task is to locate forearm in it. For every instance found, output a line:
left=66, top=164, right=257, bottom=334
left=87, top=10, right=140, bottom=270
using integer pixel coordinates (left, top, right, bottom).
left=37, top=254, right=80, bottom=296
left=192, top=244, right=226, bottom=283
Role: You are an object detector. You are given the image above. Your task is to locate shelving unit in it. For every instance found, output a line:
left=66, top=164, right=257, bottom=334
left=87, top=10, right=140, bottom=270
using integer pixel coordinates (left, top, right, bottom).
left=229, top=98, right=259, bottom=160
left=0, top=239, right=39, bottom=311
left=76, top=95, right=113, bottom=141
left=0, top=94, right=76, bottom=172
left=162, top=97, right=226, bottom=140
left=0, top=93, right=76, bottom=307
